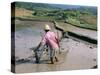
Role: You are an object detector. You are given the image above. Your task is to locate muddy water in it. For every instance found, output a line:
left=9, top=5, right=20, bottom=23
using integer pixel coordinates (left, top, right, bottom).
left=15, top=20, right=97, bottom=73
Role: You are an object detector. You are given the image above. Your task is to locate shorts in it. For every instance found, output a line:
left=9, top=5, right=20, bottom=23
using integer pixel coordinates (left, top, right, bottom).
left=49, top=48, right=59, bottom=58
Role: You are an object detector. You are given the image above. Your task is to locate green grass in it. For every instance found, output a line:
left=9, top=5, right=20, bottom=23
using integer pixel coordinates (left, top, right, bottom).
left=66, top=17, right=80, bottom=25
left=66, top=17, right=97, bottom=30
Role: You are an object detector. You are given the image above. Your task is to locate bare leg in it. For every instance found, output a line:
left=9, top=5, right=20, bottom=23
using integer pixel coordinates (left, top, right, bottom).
left=55, top=57, right=59, bottom=62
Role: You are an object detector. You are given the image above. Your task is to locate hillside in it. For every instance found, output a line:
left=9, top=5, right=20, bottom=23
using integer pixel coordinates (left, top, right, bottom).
left=15, top=2, right=60, bottom=11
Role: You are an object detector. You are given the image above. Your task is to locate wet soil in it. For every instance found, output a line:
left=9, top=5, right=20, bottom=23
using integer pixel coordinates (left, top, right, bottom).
left=15, top=20, right=97, bottom=73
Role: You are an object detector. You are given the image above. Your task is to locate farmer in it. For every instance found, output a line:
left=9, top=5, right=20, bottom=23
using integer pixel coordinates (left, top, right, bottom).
left=38, top=24, right=60, bottom=64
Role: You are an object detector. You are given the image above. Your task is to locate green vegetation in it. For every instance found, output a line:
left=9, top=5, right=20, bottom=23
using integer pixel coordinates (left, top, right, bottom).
left=15, top=2, right=60, bottom=11
left=12, top=2, right=97, bottom=30
left=66, top=16, right=97, bottom=30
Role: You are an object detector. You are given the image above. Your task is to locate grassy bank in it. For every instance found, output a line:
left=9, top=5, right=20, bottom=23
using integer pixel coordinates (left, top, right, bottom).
left=65, top=17, right=97, bottom=30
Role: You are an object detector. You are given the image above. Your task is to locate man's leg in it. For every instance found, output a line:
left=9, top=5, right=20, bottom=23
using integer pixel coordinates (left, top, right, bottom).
left=50, top=49, right=55, bottom=64
left=55, top=49, right=59, bottom=62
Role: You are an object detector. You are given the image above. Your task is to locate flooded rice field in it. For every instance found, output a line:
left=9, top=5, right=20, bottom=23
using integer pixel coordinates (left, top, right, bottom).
left=15, top=20, right=97, bottom=73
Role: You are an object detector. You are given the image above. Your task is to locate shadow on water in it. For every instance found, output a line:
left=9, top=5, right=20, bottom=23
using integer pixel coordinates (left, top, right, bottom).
left=15, top=57, right=52, bottom=65
left=16, top=58, right=33, bottom=65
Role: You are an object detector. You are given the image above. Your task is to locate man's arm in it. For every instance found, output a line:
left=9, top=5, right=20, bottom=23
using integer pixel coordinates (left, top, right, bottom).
left=36, top=35, right=46, bottom=51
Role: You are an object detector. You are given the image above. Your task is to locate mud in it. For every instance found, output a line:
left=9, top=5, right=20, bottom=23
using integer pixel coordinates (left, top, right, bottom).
left=15, top=20, right=97, bottom=73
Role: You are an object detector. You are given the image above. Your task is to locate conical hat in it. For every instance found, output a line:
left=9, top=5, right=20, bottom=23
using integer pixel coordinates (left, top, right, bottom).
left=44, top=24, right=51, bottom=30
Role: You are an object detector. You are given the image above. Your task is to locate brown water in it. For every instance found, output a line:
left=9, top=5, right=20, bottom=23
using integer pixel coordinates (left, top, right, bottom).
left=15, top=20, right=97, bottom=73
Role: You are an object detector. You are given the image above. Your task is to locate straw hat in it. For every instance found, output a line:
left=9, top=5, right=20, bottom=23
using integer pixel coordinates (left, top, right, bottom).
left=44, top=24, right=51, bottom=30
